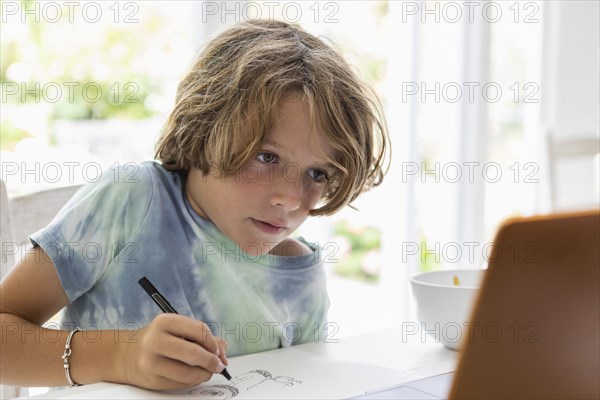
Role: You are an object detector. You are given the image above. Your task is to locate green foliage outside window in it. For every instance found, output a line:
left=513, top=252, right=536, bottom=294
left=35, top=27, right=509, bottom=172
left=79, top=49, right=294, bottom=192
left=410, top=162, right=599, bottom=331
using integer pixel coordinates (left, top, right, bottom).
left=1, top=0, right=160, bottom=123
left=418, top=235, right=441, bottom=273
left=332, top=220, right=382, bottom=283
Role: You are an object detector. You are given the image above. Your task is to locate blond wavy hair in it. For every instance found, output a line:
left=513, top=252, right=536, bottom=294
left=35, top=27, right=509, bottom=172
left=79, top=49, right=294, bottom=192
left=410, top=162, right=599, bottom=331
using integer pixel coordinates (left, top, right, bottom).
left=155, top=19, right=389, bottom=216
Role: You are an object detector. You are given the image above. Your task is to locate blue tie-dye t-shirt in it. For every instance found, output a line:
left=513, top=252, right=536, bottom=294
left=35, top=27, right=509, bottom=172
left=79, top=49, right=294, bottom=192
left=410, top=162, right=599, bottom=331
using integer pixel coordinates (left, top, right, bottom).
left=30, top=161, right=330, bottom=356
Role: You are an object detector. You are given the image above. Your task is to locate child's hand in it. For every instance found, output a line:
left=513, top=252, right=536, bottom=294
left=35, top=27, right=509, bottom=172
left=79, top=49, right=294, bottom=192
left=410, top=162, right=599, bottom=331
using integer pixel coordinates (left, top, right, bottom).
left=119, top=314, right=228, bottom=390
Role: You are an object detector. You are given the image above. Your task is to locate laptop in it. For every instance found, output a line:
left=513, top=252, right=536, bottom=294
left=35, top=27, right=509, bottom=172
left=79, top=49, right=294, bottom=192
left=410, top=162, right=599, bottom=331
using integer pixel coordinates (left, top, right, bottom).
left=353, top=210, right=600, bottom=399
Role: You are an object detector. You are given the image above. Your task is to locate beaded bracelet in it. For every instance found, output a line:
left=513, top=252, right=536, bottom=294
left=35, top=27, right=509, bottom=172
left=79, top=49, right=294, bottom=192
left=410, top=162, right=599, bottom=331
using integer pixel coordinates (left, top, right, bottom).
left=62, top=327, right=82, bottom=387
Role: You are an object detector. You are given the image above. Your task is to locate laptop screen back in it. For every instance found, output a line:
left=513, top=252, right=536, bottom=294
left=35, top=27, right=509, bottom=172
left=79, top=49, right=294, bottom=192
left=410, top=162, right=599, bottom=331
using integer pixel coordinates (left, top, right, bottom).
left=450, top=210, right=600, bottom=399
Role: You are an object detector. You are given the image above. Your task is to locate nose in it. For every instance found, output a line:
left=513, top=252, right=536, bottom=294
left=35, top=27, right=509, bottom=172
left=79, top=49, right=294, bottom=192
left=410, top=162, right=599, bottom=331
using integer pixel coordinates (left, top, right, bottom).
left=270, top=174, right=304, bottom=211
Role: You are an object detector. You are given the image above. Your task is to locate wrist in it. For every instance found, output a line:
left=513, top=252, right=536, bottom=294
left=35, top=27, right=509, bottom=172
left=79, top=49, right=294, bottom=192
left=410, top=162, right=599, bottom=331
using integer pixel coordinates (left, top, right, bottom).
left=62, top=327, right=82, bottom=387
left=109, top=329, right=139, bottom=385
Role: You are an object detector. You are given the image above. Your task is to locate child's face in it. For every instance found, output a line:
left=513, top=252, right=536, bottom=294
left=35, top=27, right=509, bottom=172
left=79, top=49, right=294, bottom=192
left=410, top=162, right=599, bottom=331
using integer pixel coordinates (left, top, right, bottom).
left=186, top=95, right=335, bottom=256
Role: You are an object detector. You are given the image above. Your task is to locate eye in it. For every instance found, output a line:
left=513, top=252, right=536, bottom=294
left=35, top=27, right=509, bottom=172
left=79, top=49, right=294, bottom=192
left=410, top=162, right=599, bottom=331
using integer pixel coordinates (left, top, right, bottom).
left=256, top=151, right=279, bottom=164
left=307, top=168, right=329, bottom=183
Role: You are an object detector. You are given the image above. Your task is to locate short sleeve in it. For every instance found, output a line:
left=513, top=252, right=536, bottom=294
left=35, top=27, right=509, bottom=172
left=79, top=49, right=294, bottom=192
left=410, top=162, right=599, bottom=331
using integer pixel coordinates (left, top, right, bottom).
left=30, top=163, right=154, bottom=302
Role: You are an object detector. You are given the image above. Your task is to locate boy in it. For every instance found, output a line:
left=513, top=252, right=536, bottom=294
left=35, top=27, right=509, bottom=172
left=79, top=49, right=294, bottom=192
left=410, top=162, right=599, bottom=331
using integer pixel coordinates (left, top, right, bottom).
left=0, top=19, right=389, bottom=390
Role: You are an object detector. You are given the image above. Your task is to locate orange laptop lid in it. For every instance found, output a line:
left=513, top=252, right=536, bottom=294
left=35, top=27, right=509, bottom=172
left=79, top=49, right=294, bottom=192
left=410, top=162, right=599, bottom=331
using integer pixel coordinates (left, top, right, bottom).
left=450, top=210, right=600, bottom=399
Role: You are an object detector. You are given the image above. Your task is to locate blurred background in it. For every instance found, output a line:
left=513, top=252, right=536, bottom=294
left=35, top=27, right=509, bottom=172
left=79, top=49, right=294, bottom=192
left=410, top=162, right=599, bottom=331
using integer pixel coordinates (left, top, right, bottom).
left=2, top=0, right=599, bottom=340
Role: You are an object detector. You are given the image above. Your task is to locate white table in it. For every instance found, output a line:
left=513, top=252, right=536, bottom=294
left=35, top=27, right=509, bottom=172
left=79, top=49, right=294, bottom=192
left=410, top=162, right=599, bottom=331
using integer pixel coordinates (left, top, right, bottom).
left=32, top=326, right=458, bottom=399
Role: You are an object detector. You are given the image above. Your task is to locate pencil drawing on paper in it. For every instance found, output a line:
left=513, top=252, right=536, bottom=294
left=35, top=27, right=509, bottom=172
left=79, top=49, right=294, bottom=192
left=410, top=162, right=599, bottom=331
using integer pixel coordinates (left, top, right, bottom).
left=188, top=369, right=302, bottom=399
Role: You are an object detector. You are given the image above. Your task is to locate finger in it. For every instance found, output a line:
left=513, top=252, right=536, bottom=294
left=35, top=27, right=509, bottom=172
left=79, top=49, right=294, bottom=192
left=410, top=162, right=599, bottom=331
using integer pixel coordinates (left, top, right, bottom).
left=132, top=350, right=207, bottom=391
left=159, top=334, right=225, bottom=373
left=139, top=373, right=193, bottom=391
left=216, top=338, right=229, bottom=365
left=156, top=314, right=219, bottom=354
left=152, top=355, right=214, bottom=388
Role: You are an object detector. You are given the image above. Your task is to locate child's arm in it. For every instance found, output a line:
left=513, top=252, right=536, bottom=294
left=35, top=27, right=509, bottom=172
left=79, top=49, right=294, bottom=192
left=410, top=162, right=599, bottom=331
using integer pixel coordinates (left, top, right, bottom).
left=0, top=246, right=228, bottom=390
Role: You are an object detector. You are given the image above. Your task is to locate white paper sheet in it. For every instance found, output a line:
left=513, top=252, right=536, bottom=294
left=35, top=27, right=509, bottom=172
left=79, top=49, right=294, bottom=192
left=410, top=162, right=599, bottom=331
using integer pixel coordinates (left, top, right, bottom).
left=41, top=348, right=404, bottom=399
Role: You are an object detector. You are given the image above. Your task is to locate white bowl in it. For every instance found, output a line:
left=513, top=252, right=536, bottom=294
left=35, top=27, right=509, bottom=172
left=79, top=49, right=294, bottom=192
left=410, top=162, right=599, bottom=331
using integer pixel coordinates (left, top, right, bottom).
left=410, top=269, right=484, bottom=350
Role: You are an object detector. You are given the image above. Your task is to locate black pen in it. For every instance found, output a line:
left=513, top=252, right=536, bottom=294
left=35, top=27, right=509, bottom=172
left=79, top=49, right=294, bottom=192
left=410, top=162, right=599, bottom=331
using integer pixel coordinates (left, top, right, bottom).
left=138, top=276, right=232, bottom=380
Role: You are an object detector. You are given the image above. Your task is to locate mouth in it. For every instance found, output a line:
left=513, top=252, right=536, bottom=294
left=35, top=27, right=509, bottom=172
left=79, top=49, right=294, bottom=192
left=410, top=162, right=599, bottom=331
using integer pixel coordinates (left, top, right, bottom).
left=251, top=218, right=288, bottom=235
